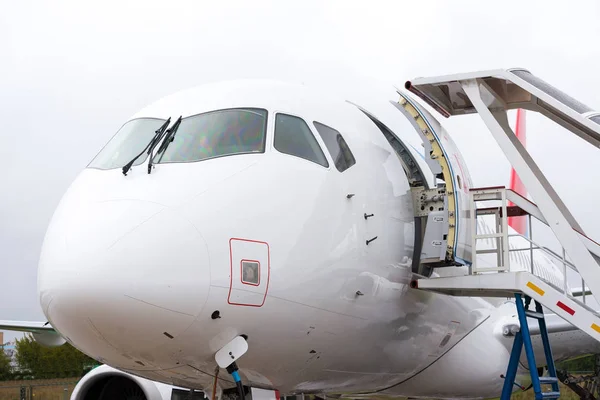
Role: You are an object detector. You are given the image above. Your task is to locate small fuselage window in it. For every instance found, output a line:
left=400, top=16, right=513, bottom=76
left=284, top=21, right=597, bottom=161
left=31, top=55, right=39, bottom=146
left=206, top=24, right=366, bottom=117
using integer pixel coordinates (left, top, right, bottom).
left=156, top=108, right=268, bottom=164
left=241, top=260, right=260, bottom=286
left=313, top=121, right=356, bottom=172
left=274, top=113, right=329, bottom=167
left=88, top=118, right=168, bottom=170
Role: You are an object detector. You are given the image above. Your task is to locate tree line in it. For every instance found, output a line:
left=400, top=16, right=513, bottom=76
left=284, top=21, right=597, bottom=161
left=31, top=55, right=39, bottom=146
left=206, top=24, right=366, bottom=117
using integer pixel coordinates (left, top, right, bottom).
left=1, top=334, right=597, bottom=381
left=0, top=334, right=98, bottom=380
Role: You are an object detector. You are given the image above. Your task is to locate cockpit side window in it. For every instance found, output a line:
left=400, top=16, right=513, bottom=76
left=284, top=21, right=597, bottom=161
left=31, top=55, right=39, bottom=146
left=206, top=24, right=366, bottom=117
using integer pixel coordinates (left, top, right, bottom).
left=274, top=113, right=329, bottom=167
left=88, top=118, right=167, bottom=170
left=157, top=108, right=268, bottom=164
left=313, top=122, right=356, bottom=172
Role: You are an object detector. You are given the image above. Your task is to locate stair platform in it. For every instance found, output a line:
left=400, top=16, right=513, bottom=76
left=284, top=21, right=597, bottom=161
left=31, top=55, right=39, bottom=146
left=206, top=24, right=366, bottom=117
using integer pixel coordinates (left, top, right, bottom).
left=403, top=67, right=600, bottom=400
left=414, top=271, right=600, bottom=341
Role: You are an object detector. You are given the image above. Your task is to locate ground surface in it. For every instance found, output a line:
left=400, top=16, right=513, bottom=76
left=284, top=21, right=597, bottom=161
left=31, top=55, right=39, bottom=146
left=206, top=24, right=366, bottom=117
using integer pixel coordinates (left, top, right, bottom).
left=0, top=378, right=77, bottom=400
left=0, top=379, right=589, bottom=399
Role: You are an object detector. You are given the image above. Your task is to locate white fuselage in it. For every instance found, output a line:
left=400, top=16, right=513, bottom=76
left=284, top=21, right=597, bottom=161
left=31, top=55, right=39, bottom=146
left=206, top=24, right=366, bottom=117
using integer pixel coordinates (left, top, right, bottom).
left=36, top=80, right=583, bottom=398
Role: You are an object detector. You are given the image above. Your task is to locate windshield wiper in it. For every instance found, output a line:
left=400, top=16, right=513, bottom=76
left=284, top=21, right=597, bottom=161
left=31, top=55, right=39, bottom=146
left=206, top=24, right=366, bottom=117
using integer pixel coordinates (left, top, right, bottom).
left=122, top=118, right=171, bottom=176
left=148, top=115, right=182, bottom=174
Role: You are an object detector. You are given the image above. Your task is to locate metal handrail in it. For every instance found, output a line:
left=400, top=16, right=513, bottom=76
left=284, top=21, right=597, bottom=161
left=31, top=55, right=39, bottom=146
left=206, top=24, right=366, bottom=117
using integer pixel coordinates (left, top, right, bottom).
left=471, top=188, right=591, bottom=305
left=505, top=234, right=564, bottom=269
left=474, top=232, right=579, bottom=294
left=506, top=234, right=578, bottom=272
left=506, top=234, right=574, bottom=294
left=506, top=234, right=589, bottom=304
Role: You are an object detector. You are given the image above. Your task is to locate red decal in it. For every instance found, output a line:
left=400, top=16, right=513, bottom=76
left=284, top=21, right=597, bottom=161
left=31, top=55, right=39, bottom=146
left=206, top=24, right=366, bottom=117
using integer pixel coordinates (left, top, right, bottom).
left=508, top=109, right=527, bottom=235
left=557, top=301, right=575, bottom=315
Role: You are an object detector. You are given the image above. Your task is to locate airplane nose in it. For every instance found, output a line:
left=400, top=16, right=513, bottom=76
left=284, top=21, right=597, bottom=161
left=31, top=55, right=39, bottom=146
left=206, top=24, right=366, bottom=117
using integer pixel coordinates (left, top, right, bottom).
left=38, top=199, right=210, bottom=365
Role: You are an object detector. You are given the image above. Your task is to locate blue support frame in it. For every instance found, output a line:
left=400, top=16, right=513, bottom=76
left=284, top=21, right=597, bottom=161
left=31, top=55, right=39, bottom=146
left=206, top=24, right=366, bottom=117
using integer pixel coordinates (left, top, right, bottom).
left=535, top=301, right=560, bottom=393
left=500, top=294, right=560, bottom=400
left=500, top=329, right=523, bottom=399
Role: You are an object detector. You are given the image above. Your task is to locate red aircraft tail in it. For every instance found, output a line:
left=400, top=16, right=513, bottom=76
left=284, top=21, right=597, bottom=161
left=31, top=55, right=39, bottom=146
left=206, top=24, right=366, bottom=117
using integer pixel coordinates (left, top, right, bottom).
left=508, top=109, right=527, bottom=235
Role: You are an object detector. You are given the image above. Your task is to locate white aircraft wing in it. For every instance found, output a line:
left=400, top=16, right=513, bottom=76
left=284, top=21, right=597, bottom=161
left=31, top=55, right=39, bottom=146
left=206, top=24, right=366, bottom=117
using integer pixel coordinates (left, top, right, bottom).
left=502, top=312, right=600, bottom=364
left=0, top=320, right=55, bottom=333
left=529, top=313, right=579, bottom=335
left=0, top=320, right=65, bottom=346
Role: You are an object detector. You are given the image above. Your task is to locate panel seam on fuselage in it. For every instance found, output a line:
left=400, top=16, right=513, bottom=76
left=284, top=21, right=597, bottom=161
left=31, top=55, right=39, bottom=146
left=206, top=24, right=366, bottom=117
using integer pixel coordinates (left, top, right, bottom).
left=210, top=284, right=369, bottom=320
left=364, top=314, right=491, bottom=395
left=123, top=294, right=196, bottom=317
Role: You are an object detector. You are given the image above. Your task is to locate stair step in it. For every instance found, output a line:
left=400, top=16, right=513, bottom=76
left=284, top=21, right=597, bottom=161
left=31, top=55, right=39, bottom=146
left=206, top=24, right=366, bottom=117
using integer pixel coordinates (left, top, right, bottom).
left=539, top=377, right=559, bottom=384
left=541, top=391, right=561, bottom=399
left=525, top=310, right=544, bottom=319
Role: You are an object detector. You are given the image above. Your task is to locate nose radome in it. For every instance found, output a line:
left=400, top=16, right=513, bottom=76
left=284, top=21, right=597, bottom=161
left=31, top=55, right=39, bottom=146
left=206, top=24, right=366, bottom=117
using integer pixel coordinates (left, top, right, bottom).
left=38, top=200, right=210, bottom=362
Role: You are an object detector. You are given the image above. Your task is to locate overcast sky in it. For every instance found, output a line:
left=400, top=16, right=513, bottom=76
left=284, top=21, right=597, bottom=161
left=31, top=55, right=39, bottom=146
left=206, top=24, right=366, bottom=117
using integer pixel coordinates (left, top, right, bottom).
left=1, top=0, right=599, bottom=342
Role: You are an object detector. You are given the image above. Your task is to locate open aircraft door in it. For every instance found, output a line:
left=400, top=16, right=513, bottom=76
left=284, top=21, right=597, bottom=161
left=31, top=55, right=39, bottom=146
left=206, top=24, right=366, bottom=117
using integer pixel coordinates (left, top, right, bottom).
left=391, top=92, right=474, bottom=271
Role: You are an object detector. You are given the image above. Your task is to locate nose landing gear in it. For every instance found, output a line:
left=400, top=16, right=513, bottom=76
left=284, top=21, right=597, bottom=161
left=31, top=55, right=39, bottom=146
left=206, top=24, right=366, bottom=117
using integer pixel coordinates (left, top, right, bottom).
left=215, top=336, right=249, bottom=400
left=550, top=355, right=600, bottom=400
left=557, top=368, right=599, bottom=400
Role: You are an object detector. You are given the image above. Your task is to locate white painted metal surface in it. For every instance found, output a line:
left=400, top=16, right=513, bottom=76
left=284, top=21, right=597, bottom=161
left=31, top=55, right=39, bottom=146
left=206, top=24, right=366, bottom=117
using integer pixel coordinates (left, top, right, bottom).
left=461, top=79, right=600, bottom=303
left=250, top=388, right=280, bottom=400
left=505, top=188, right=600, bottom=260
left=470, top=187, right=510, bottom=274
left=215, top=336, right=249, bottom=368
left=405, top=68, right=600, bottom=148
left=416, top=271, right=600, bottom=341
left=407, top=69, right=600, bottom=306
left=415, top=186, right=600, bottom=371
left=2, top=77, right=600, bottom=400
left=38, top=80, right=498, bottom=397
left=71, top=364, right=174, bottom=400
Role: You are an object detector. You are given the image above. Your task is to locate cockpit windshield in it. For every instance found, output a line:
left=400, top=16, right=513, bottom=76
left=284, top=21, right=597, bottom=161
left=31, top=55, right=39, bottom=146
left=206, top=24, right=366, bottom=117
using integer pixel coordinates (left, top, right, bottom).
left=88, top=118, right=167, bottom=170
left=88, top=108, right=268, bottom=171
left=154, top=108, right=267, bottom=164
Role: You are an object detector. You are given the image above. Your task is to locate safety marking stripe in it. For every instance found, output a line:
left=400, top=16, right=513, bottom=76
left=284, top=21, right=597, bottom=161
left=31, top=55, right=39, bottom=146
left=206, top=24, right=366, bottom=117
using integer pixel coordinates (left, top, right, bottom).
left=526, top=282, right=545, bottom=296
left=592, top=324, right=600, bottom=334
left=556, top=301, right=575, bottom=316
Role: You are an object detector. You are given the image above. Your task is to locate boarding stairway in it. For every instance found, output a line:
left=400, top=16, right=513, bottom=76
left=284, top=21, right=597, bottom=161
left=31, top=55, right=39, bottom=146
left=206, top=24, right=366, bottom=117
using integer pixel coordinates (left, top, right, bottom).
left=398, top=68, right=600, bottom=400
left=418, top=186, right=600, bottom=398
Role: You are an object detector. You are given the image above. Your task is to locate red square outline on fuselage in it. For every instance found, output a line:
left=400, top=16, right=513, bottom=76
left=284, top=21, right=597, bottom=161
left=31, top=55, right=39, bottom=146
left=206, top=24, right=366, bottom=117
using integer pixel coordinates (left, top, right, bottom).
left=228, top=238, right=270, bottom=307
left=240, top=259, right=260, bottom=286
